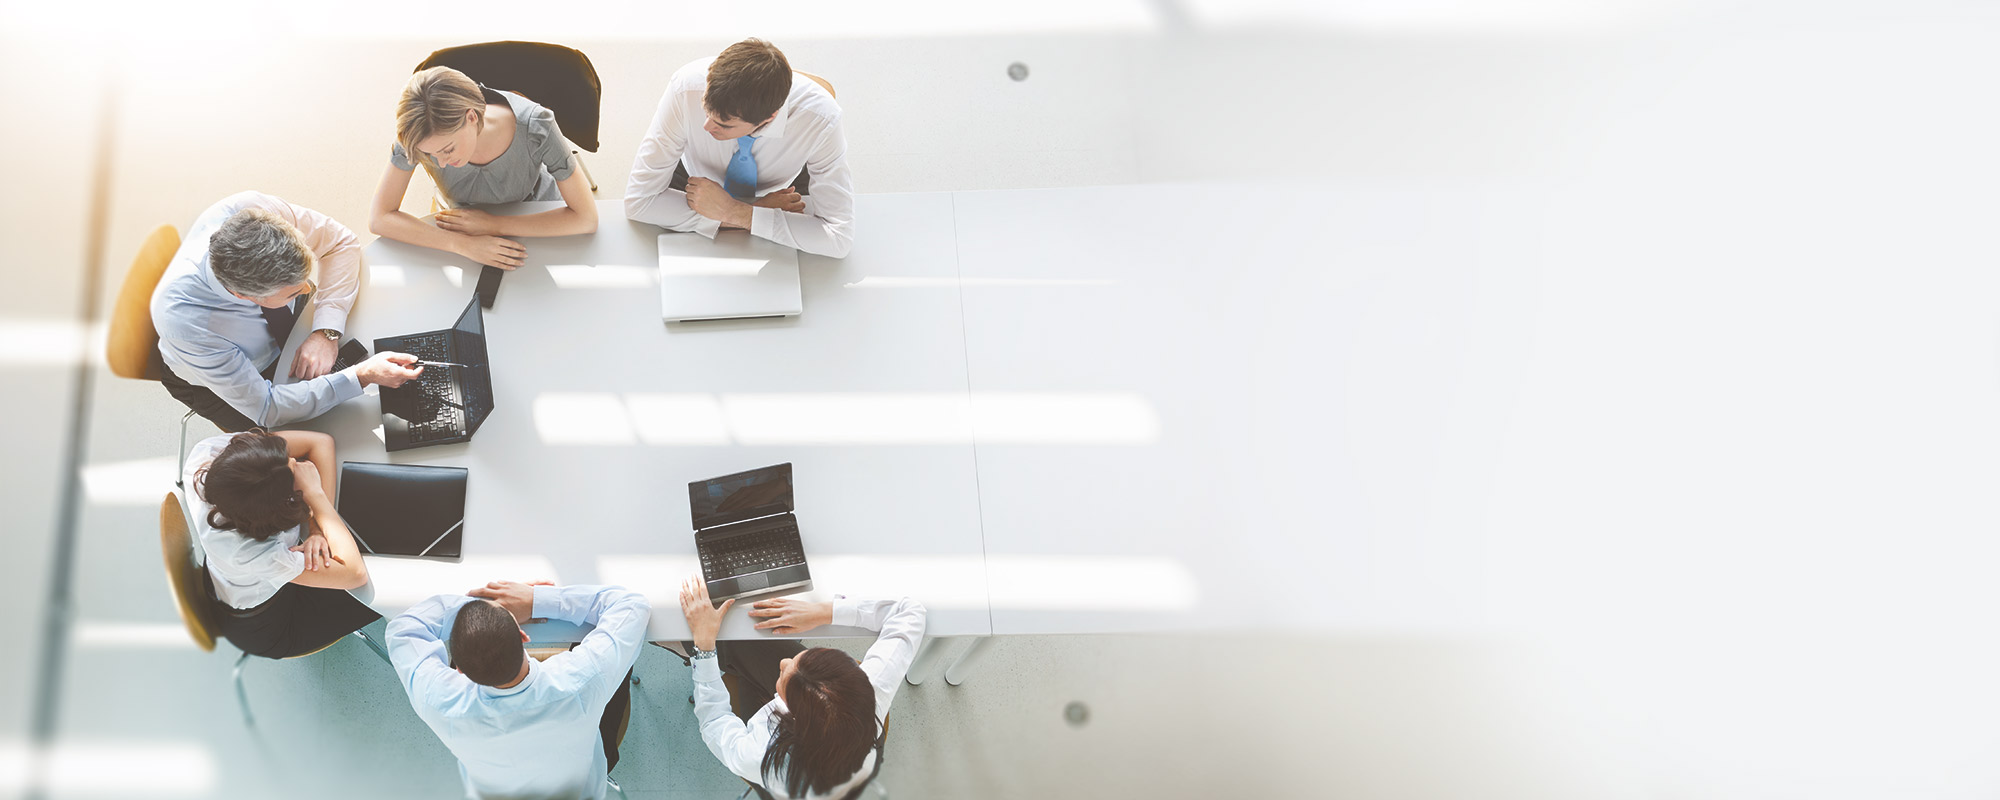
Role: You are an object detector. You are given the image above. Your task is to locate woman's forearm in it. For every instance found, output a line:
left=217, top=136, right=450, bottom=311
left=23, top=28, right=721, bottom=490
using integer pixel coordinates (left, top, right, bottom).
left=372, top=210, right=470, bottom=256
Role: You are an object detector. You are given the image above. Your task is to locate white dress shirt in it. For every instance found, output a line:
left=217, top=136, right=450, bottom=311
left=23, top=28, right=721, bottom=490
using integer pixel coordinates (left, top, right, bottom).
left=693, top=596, right=926, bottom=800
left=183, top=433, right=305, bottom=609
left=625, top=57, right=856, bottom=258
left=149, top=191, right=365, bottom=427
left=389, top=586, right=651, bottom=800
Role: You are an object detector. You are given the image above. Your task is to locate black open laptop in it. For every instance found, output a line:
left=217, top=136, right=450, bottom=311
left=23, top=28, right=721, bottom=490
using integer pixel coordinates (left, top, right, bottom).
left=375, top=294, right=494, bottom=451
left=690, top=463, right=812, bottom=603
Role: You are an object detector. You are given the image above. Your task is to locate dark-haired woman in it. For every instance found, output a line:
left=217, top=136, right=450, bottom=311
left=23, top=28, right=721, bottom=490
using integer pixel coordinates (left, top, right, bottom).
left=184, top=429, right=379, bottom=658
left=678, top=578, right=926, bottom=800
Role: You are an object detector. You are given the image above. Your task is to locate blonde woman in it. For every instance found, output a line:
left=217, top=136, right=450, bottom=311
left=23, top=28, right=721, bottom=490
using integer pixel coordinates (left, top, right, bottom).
left=369, top=66, right=597, bottom=270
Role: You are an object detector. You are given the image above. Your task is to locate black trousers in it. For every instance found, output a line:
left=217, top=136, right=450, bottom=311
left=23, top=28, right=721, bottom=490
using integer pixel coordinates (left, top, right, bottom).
left=600, top=667, right=635, bottom=771
left=212, top=581, right=382, bottom=660
left=153, top=297, right=303, bottom=433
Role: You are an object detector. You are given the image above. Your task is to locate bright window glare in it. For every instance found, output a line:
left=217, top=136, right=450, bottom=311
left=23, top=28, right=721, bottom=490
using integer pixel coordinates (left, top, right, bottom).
left=535, top=391, right=1162, bottom=446
left=547, top=264, right=657, bottom=289
left=532, top=393, right=638, bottom=445
left=624, top=393, right=731, bottom=445
left=442, top=265, right=464, bottom=288
left=72, top=622, right=197, bottom=649
left=355, top=556, right=560, bottom=612
left=0, top=741, right=219, bottom=796
left=80, top=457, right=176, bottom=506
left=369, top=264, right=407, bottom=287
left=0, top=319, right=88, bottom=367
left=596, top=554, right=992, bottom=609
left=724, top=393, right=973, bottom=445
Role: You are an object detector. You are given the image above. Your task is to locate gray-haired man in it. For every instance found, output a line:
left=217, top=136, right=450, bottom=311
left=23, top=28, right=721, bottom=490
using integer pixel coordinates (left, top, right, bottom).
left=150, top=191, right=423, bottom=431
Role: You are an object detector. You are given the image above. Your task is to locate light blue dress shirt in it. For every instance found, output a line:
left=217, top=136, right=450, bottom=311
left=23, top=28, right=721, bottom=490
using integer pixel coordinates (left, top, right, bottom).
left=149, top=191, right=365, bottom=427
left=389, top=586, right=650, bottom=800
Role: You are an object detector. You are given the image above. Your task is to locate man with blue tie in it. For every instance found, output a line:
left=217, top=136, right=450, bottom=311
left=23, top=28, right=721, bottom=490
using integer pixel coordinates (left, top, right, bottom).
left=388, top=581, right=650, bottom=800
left=625, top=39, right=856, bottom=258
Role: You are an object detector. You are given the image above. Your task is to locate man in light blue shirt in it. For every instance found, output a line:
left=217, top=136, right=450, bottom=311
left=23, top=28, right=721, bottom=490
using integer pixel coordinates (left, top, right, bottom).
left=389, top=581, right=650, bottom=800
left=150, top=191, right=422, bottom=431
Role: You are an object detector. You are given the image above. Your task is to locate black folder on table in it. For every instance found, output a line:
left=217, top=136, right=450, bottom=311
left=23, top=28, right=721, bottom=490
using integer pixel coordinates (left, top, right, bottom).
left=336, top=462, right=468, bottom=559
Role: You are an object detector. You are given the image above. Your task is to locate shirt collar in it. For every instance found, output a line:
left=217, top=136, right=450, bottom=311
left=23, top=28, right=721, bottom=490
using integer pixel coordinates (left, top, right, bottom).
left=481, top=657, right=538, bottom=697
left=194, top=253, right=250, bottom=306
left=749, top=76, right=802, bottom=140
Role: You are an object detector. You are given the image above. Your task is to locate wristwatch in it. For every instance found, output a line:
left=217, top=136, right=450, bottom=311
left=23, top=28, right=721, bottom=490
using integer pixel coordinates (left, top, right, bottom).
left=314, top=328, right=340, bottom=342
left=690, top=645, right=717, bottom=661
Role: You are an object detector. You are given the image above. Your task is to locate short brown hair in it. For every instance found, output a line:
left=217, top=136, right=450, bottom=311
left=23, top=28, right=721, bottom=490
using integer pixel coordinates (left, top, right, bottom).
left=705, top=38, right=792, bottom=125
left=449, top=600, right=525, bottom=687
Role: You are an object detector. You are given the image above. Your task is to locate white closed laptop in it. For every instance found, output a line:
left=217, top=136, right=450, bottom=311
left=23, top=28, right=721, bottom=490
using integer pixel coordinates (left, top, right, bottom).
left=658, top=231, right=803, bottom=322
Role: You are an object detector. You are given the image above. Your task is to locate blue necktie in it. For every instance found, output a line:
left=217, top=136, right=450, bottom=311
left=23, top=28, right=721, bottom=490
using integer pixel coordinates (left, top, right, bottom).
left=724, top=135, right=759, bottom=200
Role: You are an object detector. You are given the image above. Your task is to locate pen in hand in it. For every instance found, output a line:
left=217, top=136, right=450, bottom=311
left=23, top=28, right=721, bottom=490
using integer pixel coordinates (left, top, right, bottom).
left=412, top=360, right=473, bottom=369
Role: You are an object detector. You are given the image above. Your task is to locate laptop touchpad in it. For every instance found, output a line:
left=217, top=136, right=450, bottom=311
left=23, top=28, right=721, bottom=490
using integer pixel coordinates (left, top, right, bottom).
left=736, top=573, right=769, bottom=592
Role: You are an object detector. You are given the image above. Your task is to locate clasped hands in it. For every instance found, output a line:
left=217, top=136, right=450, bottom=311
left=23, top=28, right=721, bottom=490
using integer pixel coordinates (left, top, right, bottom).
left=685, top=177, right=805, bottom=230
left=437, top=208, right=527, bottom=270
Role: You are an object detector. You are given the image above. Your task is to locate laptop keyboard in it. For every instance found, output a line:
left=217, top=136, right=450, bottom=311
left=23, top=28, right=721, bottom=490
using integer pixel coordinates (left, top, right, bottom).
left=702, top=522, right=806, bottom=579
left=395, top=333, right=464, bottom=443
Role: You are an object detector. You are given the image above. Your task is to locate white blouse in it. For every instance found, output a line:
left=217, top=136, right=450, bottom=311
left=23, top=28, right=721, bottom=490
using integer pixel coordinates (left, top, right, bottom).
left=183, top=434, right=307, bottom=609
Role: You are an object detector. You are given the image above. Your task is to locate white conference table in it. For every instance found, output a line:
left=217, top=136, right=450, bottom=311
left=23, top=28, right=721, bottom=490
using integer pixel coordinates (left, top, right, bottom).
left=281, top=195, right=991, bottom=643
left=282, top=185, right=1373, bottom=656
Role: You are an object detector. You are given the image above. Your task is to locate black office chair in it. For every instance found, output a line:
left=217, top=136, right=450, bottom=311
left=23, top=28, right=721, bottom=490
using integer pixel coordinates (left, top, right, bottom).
left=415, top=41, right=604, bottom=193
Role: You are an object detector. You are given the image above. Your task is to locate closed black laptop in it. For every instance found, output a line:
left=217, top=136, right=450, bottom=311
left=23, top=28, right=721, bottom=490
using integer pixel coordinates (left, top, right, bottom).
left=690, top=463, right=811, bottom=603
left=375, top=294, right=494, bottom=451
left=336, top=461, right=468, bottom=559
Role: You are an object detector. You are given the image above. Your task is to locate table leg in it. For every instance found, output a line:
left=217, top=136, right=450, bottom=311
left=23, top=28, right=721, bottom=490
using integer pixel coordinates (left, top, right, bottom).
left=905, top=636, right=952, bottom=686
left=943, top=636, right=992, bottom=687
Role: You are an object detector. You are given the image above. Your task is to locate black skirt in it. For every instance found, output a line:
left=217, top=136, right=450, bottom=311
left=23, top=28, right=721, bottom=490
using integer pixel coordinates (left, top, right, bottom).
left=212, top=581, right=382, bottom=659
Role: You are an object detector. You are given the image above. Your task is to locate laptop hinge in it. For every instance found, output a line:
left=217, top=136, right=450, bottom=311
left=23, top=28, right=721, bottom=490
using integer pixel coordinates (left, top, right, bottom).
left=701, top=510, right=793, bottom=535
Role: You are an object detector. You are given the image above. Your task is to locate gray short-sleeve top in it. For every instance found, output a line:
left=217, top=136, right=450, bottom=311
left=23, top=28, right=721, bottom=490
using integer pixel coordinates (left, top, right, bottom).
left=390, top=87, right=575, bottom=206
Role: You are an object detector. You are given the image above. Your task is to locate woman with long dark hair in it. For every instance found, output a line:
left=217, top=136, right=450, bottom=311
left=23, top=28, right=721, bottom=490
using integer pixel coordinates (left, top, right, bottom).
left=185, top=428, right=378, bottom=658
left=678, top=578, right=926, bottom=799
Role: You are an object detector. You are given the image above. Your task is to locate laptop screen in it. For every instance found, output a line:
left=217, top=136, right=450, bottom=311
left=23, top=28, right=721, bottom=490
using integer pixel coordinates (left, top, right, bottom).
left=449, top=294, right=494, bottom=432
left=689, top=463, right=794, bottom=529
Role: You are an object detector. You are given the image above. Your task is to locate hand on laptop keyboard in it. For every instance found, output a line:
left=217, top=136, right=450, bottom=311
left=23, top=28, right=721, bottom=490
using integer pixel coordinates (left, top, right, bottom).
left=355, top=352, right=425, bottom=388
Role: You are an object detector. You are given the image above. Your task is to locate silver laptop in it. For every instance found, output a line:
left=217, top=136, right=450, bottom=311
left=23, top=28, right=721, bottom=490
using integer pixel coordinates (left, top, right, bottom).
left=658, top=231, right=803, bottom=322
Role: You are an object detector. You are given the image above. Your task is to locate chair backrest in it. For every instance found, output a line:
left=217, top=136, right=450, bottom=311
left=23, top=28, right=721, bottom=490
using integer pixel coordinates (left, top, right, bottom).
left=797, top=71, right=836, bottom=100
left=417, top=41, right=603, bottom=152
left=160, top=492, right=217, bottom=652
left=107, top=225, right=181, bottom=380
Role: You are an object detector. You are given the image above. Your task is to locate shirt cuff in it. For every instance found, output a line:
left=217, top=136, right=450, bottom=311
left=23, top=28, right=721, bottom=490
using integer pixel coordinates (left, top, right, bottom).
left=328, top=368, right=365, bottom=400
left=692, top=214, right=723, bottom=240
left=749, top=205, right=778, bottom=240
left=312, top=304, right=349, bottom=336
left=831, top=595, right=860, bottom=628
left=529, top=585, right=560, bottom=619
left=692, top=652, right=724, bottom=682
